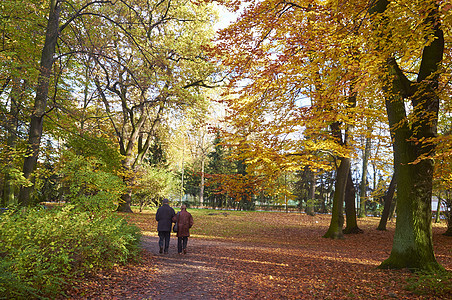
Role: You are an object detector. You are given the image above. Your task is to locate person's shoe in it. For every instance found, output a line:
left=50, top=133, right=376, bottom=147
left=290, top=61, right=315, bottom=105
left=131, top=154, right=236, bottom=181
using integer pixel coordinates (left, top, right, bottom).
left=183, top=248, right=187, bottom=254
left=164, top=251, right=168, bottom=254
left=159, top=247, right=163, bottom=254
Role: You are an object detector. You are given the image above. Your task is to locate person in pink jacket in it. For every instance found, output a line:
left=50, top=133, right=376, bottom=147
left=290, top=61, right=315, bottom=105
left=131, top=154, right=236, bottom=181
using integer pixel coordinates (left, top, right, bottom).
left=173, top=204, right=194, bottom=254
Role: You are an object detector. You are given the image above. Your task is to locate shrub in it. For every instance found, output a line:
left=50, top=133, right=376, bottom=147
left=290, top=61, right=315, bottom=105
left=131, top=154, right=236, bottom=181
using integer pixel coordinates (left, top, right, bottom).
left=0, top=258, right=39, bottom=299
left=0, top=206, right=141, bottom=298
left=133, top=165, right=179, bottom=210
left=59, top=151, right=126, bottom=212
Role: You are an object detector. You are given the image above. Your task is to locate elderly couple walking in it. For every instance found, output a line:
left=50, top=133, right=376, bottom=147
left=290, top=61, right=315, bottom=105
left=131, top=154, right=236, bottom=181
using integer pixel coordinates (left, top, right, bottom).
left=155, top=199, right=193, bottom=255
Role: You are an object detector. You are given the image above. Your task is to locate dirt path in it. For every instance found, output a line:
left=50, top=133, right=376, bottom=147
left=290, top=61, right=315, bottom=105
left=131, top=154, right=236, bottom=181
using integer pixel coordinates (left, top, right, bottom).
left=140, top=235, right=261, bottom=299
left=135, top=234, right=444, bottom=300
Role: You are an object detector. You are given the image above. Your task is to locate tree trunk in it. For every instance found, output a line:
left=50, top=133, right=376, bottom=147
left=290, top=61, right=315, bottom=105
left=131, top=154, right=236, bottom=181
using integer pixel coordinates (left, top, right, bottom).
left=319, top=174, right=327, bottom=213
left=323, top=157, right=349, bottom=239
left=117, top=153, right=134, bottom=213
left=377, top=174, right=396, bottom=231
left=2, top=78, right=22, bottom=207
left=97, top=81, right=150, bottom=213
left=324, top=82, right=356, bottom=239
left=200, top=158, right=205, bottom=208
left=388, top=197, right=396, bottom=220
left=118, top=192, right=134, bottom=213
left=434, top=196, right=441, bottom=224
left=444, top=206, right=452, bottom=236
left=344, top=169, right=363, bottom=234
left=358, top=136, right=371, bottom=218
left=306, top=170, right=315, bottom=216
left=379, top=53, right=443, bottom=270
left=380, top=150, right=440, bottom=271
left=18, top=0, right=60, bottom=206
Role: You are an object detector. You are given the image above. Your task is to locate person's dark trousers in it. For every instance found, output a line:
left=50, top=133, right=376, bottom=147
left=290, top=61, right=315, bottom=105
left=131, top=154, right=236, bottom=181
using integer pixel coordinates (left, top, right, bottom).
left=158, top=231, right=171, bottom=253
left=178, top=237, right=188, bottom=254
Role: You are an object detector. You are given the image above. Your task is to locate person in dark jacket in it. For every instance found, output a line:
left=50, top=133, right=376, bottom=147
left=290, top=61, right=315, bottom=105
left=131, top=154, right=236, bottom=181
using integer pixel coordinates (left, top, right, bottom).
left=156, top=198, right=175, bottom=254
left=173, top=204, right=194, bottom=254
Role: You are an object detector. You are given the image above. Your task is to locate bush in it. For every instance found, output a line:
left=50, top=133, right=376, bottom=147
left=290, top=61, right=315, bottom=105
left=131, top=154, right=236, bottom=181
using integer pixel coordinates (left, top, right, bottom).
left=133, top=165, right=179, bottom=210
left=59, top=152, right=126, bottom=212
left=0, top=206, right=141, bottom=299
left=0, top=258, right=39, bottom=299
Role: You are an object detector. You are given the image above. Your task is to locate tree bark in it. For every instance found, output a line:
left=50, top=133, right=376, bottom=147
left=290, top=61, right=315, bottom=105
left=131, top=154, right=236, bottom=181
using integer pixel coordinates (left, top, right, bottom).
left=445, top=205, right=452, bottom=236
left=2, top=78, right=22, bottom=206
left=323, top=157, right=348, bottom=239
left=306, top=170, right=316, bottom=216
left=377, top=173, right=396, bottom=231
left=358, top=136, right=371, bottom=218
left=200, top=158, right=205, bottom=208
left=434, top=196, right=441, bottom=224
left=344, top=169, right=363, bottom=234
left=388, top=197, right=396, bottom=220
left=18, top=0, right=60, bottom=206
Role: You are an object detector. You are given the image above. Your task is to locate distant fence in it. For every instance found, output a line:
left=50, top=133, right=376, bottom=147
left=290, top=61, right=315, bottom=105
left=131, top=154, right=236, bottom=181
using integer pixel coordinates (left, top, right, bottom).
left=254, top=205, right=301, bottom=212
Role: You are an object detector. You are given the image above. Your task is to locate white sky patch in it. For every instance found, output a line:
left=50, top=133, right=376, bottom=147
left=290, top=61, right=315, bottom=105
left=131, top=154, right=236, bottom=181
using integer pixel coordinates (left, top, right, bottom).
left=213, top=3, right=239, bottom=32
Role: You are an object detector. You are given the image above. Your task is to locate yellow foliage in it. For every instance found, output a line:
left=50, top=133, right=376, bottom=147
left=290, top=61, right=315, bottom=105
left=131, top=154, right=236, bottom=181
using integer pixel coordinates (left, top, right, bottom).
left=210, top=0, right=451, bottom=186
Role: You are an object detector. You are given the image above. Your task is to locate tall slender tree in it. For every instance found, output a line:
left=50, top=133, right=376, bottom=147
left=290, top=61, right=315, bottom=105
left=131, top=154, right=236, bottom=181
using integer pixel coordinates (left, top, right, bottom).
left=18, top=0, right=61, bottom=206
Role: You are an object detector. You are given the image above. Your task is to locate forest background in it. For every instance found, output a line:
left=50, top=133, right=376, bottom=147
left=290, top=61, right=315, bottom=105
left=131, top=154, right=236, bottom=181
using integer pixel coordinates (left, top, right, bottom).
left=0, top=0, right=452, bottom=298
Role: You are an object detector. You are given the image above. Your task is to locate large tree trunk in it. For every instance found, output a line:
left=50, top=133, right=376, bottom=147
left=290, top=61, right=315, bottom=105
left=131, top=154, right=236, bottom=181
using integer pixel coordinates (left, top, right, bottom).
left=371, top=0, right=444, bottom=271
left=18, top=0, right=60, bottom=206
left=377, top=173, right=397, bottom=231
left=380, top=145, right=439, bottom=271
left=344, top=169, right=363, bottom=234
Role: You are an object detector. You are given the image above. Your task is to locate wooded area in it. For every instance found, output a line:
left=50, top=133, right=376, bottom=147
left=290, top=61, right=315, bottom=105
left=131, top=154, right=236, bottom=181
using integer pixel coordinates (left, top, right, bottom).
left=1, top=0, right=451, bottom=298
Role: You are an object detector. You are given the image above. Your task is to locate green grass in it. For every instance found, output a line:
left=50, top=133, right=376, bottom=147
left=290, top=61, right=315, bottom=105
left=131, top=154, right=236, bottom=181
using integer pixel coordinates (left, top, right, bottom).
left=124, top=208, right=322, bottom=244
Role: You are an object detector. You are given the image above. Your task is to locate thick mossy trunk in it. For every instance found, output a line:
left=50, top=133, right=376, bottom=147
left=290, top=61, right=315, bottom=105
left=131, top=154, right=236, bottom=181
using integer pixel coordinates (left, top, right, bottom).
left=380, top=84, right=443, bottom=271
left=379, top=159, right=441, bottom=271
